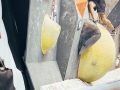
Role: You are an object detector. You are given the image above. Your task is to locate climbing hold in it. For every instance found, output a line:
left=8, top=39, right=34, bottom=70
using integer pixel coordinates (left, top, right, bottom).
left=78, top=20, right=101, bottom=54
left=78, top=23, right=116, bottom=82
left=41, top=14, right=61, bottom=54
left=76, top=0, right=87, bottom=18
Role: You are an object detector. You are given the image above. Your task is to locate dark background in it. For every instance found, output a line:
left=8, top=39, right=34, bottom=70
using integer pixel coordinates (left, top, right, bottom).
left=1, top=0, right=31, bottom=89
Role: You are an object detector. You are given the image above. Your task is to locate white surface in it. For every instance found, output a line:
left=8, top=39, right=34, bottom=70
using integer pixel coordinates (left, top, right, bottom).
left=40, top=68, right=120, bottom=90
left=92, top=68, right=120, bottom=85
left=40, top=79, right=89, bottom=90
left=0, top=1, right=25, bottom=90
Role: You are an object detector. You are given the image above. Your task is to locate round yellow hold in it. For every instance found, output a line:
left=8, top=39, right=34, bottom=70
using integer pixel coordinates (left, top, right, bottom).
left=78, top=23, right=116, bottom=82
left=41, top=14, right=61, bottom=54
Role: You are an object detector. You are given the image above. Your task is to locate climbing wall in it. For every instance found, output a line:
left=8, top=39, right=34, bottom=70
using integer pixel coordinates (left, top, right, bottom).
left=25, top=0, right=119, bottom=90
left=105, top=0, right=118, bottom=16
left=25, top=0, right=62, bottom=90
left=56, top=0, right=89, bottom=80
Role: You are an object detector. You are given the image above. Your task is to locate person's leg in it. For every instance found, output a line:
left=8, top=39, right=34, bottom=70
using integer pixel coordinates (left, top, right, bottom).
left=100, top=14, right=114, bottom=31
left=89, top=1, right=97, bottom=21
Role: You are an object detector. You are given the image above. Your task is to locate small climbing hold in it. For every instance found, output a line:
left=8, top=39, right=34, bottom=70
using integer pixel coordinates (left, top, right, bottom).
left=41, top=14, right=61, bottom=54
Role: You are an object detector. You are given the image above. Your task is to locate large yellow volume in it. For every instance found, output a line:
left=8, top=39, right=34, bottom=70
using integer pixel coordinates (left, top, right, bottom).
left=78, top=23, right=116, bottom=82
left=41, top=14, right=61, bottom=54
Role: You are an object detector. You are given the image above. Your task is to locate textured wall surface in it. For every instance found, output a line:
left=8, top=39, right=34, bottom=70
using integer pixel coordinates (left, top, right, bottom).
left=26, top=0, right=120, bottom=89
left=105, top=0, right=118, bottom=16
left=107, top=0, right=120, bottom=28
left=106, top=0, right=120, bottom=69
left=26, top=0, right=52, bottom=63
left=56, top=0, right=78, bottom=79
left=26, top=0, right=62, bottom=90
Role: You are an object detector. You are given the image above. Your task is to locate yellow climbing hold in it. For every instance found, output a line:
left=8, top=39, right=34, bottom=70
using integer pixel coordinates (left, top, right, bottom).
left=41, top=14, right=61, bottom=54
left=78, top=23, right=116, bottom=82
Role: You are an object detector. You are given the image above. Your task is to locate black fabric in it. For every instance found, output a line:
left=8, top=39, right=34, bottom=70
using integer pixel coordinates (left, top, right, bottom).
left=89, top=0, right=106, bottom=13
left=10, top=0, right=30, bottom=57
left=1, top=0, right=31, bottom=89
left=1, top=0, right=25, bottom=72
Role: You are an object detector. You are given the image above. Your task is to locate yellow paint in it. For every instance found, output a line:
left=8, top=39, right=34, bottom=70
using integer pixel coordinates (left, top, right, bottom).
left=78, top=23, right=116, bottom=82
left=41, top=14, right=61, bottom=54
